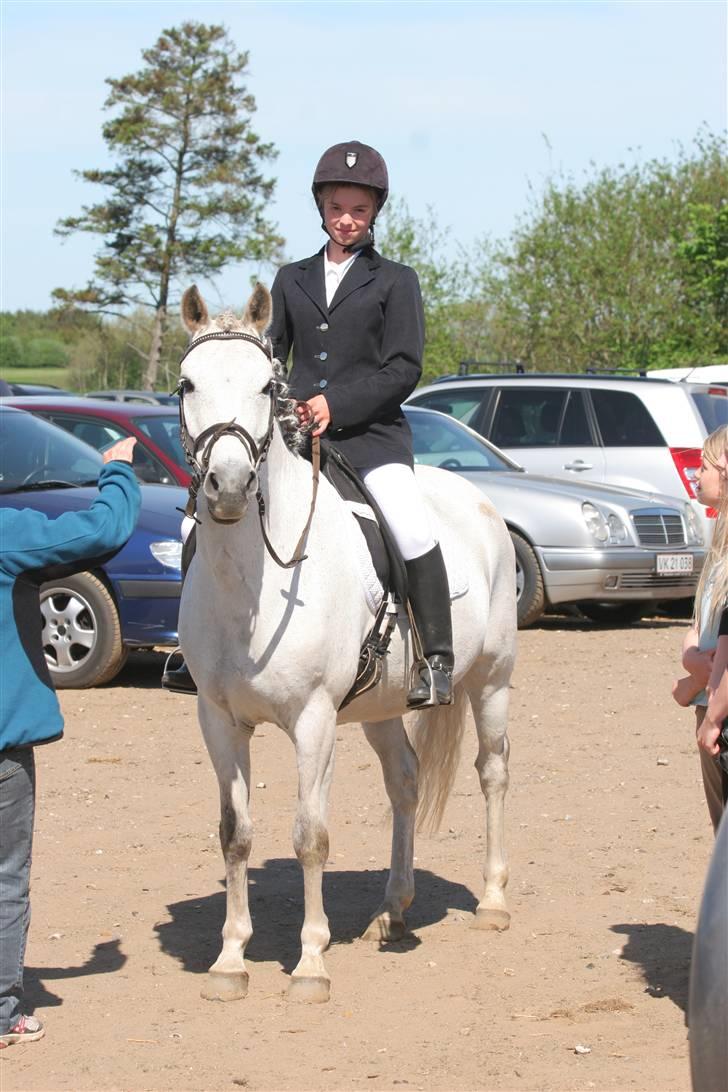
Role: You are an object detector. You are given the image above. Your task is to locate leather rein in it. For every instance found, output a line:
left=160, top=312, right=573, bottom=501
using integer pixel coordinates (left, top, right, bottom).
left=176, top=330, right=320, bottom=569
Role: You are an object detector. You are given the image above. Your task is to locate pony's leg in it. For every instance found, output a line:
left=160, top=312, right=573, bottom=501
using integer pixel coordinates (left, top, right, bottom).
left=288, top=698, right=337, bottom=1003
left=360, top=717, right=418, bottom=942
left=466, top=662, right=511, bottom=931
left=198, top=698, right=255, bottom=1001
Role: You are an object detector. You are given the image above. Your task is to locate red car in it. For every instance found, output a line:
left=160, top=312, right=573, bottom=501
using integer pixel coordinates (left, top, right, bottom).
left=2, top=396, right=192, bottom=486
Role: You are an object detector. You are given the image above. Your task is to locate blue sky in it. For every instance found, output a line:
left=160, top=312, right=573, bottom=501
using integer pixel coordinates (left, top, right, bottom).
left=2, top=0, right=726, bottom=314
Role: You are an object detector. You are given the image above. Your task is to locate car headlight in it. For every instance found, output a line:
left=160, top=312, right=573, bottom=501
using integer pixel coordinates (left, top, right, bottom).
left=684, top=504, right=704, bottom=546
left=606, top=513, right=628, bottom=543
left=582, top=502, right=609, bottom=543
left=149, top=540, right=183, bottom=570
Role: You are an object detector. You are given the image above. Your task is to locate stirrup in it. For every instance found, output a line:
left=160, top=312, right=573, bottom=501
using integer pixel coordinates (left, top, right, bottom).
left=161, top=649, right=197, bottom=695
left=407, top=657, right=453, bottom=708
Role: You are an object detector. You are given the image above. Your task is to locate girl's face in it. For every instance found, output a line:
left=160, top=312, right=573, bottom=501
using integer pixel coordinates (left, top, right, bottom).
left=322, top=185, right=376, bottom=249
left=695, top=451, right=724, bottom=508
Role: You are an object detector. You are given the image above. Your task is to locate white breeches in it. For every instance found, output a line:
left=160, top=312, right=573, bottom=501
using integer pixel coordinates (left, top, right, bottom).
left=360, top=463, right=436, bottom=561
left=178, top=466, right=436, bottom=561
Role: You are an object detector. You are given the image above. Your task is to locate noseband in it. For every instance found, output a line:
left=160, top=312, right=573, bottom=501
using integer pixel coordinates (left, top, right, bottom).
left=176, top=330, right=319, bottom=569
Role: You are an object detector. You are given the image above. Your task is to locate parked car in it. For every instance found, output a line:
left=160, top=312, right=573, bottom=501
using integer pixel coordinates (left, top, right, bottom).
left=85, top=388, right=179, bottom=406
left=404, top=406, right=705, bottom=626
left=0, top=406, right=184, bottom=687
left=1, top=395, right=191, bottom=487
left=407, top=372, right=728, bottom=541
left=2, top=382, right=74, bottom=396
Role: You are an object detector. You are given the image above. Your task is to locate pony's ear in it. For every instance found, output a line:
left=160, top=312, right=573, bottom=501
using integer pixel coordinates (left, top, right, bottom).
left=242, top=282, right=272, bottom=337
left=181, top=285, right=209, bottom=334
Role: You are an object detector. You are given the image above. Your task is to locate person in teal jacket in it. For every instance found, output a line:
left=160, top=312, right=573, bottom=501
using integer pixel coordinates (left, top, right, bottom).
left=0, top=438, right=140, bottom=1050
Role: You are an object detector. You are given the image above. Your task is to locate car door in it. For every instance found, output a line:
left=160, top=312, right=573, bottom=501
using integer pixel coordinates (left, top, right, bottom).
left=586, top=388, right=668, bottom=494
left=484, top=387, right=607, bottom=482
left=408, top=386, right=492, bottom=429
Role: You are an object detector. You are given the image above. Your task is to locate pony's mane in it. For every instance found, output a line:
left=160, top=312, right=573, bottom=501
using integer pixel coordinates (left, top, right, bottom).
left=206, top=310, right=307, bottom=453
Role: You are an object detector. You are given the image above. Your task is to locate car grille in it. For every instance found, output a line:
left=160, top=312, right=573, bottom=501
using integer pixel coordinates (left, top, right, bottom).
left=619, top=572, right=698, bottom=590
left=632, top=510, right=686, bottom=547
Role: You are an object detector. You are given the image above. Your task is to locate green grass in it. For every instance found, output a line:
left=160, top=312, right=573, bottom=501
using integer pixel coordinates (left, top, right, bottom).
left=0, top=366, right=74, bottom=388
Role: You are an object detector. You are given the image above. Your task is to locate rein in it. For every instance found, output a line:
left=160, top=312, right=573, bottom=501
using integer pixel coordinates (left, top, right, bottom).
left=177, top=330, right=320, bottom=569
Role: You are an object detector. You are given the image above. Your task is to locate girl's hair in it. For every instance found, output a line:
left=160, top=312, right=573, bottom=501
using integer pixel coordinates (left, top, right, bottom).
left=314, top=182, right=377, bottom=216
left=693, top=424, right=728, bottom=626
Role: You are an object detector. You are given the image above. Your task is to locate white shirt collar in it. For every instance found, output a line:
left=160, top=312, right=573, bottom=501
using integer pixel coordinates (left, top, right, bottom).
left=323, top=246, right=359, bottom=306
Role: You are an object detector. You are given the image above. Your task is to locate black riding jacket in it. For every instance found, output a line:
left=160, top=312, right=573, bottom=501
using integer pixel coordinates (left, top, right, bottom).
left=269, top=245, right=425, bottom=469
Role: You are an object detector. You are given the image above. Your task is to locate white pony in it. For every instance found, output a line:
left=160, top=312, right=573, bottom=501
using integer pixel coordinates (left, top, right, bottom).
left=177, top=283, right=517, bottom=1004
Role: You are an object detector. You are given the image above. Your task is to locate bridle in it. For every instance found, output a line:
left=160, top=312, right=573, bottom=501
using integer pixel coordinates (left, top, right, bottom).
left=176, top=330, right=319, bottom=569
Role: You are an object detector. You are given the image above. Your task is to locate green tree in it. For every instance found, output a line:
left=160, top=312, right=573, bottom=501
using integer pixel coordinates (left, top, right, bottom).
left=54, top=21, right=283, bottom=387
left=676, top=201, right=728, bottom=353
left=377, top=200, right=500, bottom=381
left=485, top=132, right=728, bottom=371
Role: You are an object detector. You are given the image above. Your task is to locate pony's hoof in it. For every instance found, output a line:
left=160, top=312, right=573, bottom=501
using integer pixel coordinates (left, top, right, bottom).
left=362, top=915, right=407, bottom=942
left=471, top=907, right=511, bottom=932
left=287, top=975, right=330, bottom=1004
left=201, top=970, right=249, bottom=1001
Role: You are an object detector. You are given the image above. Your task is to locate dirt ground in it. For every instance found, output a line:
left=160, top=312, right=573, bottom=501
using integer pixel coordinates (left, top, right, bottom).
left=3, top=613, right=716, bottom=1092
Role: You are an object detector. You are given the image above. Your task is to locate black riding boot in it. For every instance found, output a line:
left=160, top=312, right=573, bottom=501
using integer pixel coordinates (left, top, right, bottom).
left=405, top=544, right=454, bottom=708
left=161, top=654, right=197, bottom=695
left=161, top=526, right=198, bottom=695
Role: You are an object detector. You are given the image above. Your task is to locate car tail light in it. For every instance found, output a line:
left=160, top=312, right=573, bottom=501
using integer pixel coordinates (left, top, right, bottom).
left=670, top=447, right=701, bottom=498
left=708, top=387, right=727, bottom=396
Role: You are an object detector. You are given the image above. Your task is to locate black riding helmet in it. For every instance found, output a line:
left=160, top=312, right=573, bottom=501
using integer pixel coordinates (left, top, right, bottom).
left=312, top=141, right=389, bottom=212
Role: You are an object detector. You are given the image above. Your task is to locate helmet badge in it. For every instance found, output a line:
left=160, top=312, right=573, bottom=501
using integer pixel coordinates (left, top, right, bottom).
left=345, top=151, right=358, bottom=168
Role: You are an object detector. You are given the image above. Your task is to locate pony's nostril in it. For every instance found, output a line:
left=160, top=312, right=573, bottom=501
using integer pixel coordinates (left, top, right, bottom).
left=209, top=472, right=220, bottom=492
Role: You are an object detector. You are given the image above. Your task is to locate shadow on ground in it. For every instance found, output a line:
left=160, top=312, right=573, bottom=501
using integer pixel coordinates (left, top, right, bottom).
left=22, top=940, right=128, bottom=1013
left=612, top=921, right=693, bottom=1013
left=109, top=650, right=170, bottom=691
left=156, top=860, right=477, bottom=975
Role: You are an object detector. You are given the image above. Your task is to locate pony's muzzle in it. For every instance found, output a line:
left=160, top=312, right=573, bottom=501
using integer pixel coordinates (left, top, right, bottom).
left=203, top=458, right=257, bottom=522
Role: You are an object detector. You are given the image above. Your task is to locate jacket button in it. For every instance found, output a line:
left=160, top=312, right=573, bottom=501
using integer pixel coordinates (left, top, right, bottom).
left=318, top=379, right=329, bottom=389
left=318, top=323, right=329, bottom=332
left=319, top=351, right=328, bottom=361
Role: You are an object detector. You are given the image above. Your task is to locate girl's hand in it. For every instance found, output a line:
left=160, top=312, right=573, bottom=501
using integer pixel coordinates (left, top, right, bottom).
left=297, top=396, right=331, bottom=438
left=697, top=710, right=722, bottom=756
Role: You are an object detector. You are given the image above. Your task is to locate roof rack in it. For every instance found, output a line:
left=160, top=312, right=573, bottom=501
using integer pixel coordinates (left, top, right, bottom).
left=456, top=359, right=648, bottom=378
left=457, top=360, right=527, bottom=376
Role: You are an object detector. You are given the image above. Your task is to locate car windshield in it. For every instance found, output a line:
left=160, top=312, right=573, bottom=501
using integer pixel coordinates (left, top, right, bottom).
left=692, top=393, right=728, bottom=432
left=0, top=409, right=102, bottom=492
left=132, top=414, right=187, bottom=468
left=405, top=409, right=517, bottom=471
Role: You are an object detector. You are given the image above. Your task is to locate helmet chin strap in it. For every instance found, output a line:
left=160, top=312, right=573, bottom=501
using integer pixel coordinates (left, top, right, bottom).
left=320, top=221, right=376, bottom=254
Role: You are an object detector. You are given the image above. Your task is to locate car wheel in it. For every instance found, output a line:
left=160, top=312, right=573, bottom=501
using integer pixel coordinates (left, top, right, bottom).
left=577, top=601, right=651, bottom=625
left=40, top=572, right=127, bottom=688
left=510, top=531, right=545, bottom=628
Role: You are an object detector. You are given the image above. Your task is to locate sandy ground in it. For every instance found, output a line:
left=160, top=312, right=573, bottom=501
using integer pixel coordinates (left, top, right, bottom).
left=2, top=614, right=716, bottom=1092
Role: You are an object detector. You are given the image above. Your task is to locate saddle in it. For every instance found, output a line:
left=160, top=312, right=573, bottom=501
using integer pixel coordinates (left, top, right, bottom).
left=315, top=440, right=408, bottom=709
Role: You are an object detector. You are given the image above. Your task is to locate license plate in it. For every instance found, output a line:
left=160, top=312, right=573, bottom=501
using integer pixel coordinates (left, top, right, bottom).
left=656, top=554, right=694, bottom=575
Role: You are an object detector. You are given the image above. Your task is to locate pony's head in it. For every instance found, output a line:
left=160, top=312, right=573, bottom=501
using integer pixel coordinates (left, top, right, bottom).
left=179, top=283, right=284, bottom=523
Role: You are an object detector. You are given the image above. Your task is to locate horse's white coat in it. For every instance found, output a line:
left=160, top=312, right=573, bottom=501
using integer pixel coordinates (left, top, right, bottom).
left=178, top=285, right=517, bottom=1003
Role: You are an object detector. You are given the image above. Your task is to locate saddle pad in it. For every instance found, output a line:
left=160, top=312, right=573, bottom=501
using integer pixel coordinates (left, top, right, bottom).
left=349, top=506, right=469, bottom=613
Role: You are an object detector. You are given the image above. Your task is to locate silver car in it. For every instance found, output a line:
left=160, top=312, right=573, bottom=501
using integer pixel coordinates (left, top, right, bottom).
left=405, top=406, right=705, bottom=627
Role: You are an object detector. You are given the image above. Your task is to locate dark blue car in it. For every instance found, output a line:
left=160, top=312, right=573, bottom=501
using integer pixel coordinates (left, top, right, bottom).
left=0, top=406, right=184, bottom=687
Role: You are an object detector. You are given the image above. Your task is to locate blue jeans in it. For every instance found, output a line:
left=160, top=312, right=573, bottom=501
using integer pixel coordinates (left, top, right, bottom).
left=0, top=748, right=35, bottom=1034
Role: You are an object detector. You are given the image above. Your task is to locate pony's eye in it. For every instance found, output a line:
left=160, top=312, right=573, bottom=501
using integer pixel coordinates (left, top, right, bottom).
left=179, top=377, right=195, bottom=394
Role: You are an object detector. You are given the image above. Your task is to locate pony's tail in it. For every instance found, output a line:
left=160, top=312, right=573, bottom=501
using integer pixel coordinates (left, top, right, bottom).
left=408, top=685, right=467, bottom=833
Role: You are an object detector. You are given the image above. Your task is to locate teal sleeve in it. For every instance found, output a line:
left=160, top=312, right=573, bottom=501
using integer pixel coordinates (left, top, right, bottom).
left=0, top=462, right=141, bottom=577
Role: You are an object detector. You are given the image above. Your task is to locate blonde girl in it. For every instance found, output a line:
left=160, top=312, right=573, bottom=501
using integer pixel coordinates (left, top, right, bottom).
left=672, top=424, right=728, bottom=831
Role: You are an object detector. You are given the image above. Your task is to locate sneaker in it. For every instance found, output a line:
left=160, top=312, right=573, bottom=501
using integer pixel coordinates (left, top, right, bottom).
left=0, top=1014, right=45, bottom=1049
